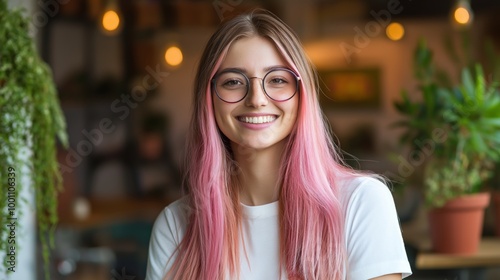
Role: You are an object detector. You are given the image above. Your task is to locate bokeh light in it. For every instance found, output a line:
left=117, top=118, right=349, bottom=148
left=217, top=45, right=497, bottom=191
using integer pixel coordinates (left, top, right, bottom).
left=386, top=22, right=405, bottom=41
left=164, top=46, right=183, bottom=66
left=102, top=10, right=120, bottom=32
left=454, top=7, right=471, bottom=25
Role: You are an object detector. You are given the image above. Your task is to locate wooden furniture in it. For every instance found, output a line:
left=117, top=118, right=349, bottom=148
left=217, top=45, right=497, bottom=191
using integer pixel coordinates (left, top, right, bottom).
left=416, top=238, right=500, bottom=269
left=58, top=197, right=173, bottom=229
left=416, top=238, right=500, bottom=280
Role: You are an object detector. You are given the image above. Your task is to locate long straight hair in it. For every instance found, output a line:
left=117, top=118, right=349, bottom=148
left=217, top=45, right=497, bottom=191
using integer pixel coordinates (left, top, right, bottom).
left=167, top=9, right=358, bottom=280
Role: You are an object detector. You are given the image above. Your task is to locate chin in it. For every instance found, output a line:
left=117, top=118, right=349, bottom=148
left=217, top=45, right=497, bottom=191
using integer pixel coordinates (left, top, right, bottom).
left=232, top=137, right=287, bottom=152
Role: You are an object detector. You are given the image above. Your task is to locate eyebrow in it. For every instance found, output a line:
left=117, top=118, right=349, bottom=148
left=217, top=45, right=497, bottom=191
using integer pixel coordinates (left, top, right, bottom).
left=218, top=65, right=289, bottom=74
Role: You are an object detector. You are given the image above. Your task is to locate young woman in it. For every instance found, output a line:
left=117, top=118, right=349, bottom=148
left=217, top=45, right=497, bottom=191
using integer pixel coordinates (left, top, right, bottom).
left=146, top=9, right=411, bottom=280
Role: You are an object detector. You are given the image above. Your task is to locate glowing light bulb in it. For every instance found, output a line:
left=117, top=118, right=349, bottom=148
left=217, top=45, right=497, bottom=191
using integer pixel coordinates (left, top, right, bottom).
left=454, top=7, right=470, bottom=25
left=102, top=10, right=120, bottom=31
left=451, top=0, right=473, bottom=27
left=165, top=46, right=183, bottom=66
left=386, top=22, right=405, bottom=41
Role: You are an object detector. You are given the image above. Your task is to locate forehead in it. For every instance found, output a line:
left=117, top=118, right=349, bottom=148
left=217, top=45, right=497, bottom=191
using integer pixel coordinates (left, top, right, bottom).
left=219, top=36, right=288, bottom=72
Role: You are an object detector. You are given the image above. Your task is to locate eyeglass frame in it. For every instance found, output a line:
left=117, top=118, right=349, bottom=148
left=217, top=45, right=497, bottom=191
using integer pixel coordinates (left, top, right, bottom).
left=211, top=67, right=301, bottom=103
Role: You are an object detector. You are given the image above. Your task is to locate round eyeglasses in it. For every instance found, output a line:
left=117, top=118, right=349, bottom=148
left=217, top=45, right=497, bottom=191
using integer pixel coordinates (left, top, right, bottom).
left=211, top=68, right=301, bottom=103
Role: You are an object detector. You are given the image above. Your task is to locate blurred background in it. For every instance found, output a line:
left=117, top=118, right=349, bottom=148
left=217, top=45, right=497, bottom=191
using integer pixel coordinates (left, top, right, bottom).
left=6, top=0, right=500, bottom=279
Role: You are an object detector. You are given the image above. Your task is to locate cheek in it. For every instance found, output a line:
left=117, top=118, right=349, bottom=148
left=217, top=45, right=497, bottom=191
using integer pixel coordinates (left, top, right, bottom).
left=213, top=101, right=233, bottom=132
left=283, top=99, right=299, bottom=125
left=213, top=104, right=225, bottom=129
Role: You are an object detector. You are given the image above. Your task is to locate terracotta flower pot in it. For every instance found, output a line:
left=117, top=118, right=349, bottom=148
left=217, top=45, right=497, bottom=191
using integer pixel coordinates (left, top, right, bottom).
left=428, top=192, right=490, bottom=255
left=493, top=192, right=500, bottom=236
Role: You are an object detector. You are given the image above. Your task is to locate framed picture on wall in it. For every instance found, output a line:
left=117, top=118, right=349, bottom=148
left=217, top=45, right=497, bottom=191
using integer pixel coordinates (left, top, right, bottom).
left=318, top=68, right=381, bottom=109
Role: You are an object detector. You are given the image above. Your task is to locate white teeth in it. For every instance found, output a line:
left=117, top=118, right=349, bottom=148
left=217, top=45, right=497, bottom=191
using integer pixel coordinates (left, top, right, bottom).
left=240, top=115, right=277, bottom=124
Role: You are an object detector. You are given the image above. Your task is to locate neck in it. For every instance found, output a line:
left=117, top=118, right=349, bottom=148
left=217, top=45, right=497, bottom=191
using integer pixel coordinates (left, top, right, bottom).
left=232, top=141, right=286, bottom=206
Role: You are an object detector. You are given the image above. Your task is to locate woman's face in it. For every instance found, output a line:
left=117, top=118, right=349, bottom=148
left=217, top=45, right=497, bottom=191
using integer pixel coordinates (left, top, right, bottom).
left=212, top=36, right=299, bottom=152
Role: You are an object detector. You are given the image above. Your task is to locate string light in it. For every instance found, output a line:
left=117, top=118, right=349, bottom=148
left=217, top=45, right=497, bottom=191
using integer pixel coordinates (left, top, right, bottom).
left=102, top=10, right=120, bottom=31
left=452, top=0, right=473, bottom=27
left=100, top=0, right=122, bottom=34
left=386, top=22, right=405, bottom=41
left=165, top=46, right=183, bottom=66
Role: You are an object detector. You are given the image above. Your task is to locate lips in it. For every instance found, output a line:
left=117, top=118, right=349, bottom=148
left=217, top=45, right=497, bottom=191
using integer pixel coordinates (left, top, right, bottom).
left=237, top=115, right=278, bottom=124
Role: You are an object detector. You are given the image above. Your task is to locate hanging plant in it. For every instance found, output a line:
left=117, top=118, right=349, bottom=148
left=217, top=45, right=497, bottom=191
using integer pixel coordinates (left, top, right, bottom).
left=0, top=1, right=67, bottom=279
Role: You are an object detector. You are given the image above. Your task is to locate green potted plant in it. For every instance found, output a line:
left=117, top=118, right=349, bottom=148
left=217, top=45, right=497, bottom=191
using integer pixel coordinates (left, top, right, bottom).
left=489, top=163, right=500, bottom=236
left=482, top=41, right=500, bottom=237
left=394, top=39, right=500, bottom=254
left=0, top=1, right=67, bottom=278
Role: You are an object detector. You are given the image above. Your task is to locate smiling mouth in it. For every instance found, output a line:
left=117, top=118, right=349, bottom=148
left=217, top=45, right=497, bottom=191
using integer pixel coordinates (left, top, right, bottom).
left=237, top=115, right=277, bottom=124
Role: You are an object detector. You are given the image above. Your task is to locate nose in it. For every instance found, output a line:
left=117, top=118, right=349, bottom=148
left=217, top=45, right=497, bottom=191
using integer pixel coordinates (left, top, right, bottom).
left=245, top=78, right=268, bottom=107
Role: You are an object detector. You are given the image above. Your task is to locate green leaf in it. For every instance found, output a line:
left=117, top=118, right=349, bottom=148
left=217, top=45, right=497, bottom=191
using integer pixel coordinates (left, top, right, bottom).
left=461, top=67, right=475, bottom=98
left=480, top=118, right=500, bottom=126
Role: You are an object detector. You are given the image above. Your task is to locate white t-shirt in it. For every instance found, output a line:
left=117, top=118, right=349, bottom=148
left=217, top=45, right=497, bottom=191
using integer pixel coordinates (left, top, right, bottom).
left=145, top=176, right=412, bottom=280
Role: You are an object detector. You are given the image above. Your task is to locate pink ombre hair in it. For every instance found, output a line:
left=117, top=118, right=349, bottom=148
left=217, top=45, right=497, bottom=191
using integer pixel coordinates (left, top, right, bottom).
left=166, top=9, right=361, bottom=280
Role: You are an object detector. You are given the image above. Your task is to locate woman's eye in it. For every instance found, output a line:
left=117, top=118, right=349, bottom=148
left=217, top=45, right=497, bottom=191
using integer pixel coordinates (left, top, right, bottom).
left=269, top=77, right=287, bottom=84
left=223, top=79, right=244, bottom=87
left=267, top=77, right=288, bottom=86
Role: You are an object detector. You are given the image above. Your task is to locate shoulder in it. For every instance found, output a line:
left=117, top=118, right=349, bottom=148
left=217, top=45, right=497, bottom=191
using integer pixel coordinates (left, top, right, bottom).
left=338, top=176, right=412, bottom=279
left=162, top=195, right=191, bottom=218
left=154, top=195, right=191, bottom=237
left=337, top=175, right=393, bottom=211
left=337, top=175, right=400, bottom=241
left=149, top=195, right=191, bottom=249
left=146, top=196, right=191, bottom=280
